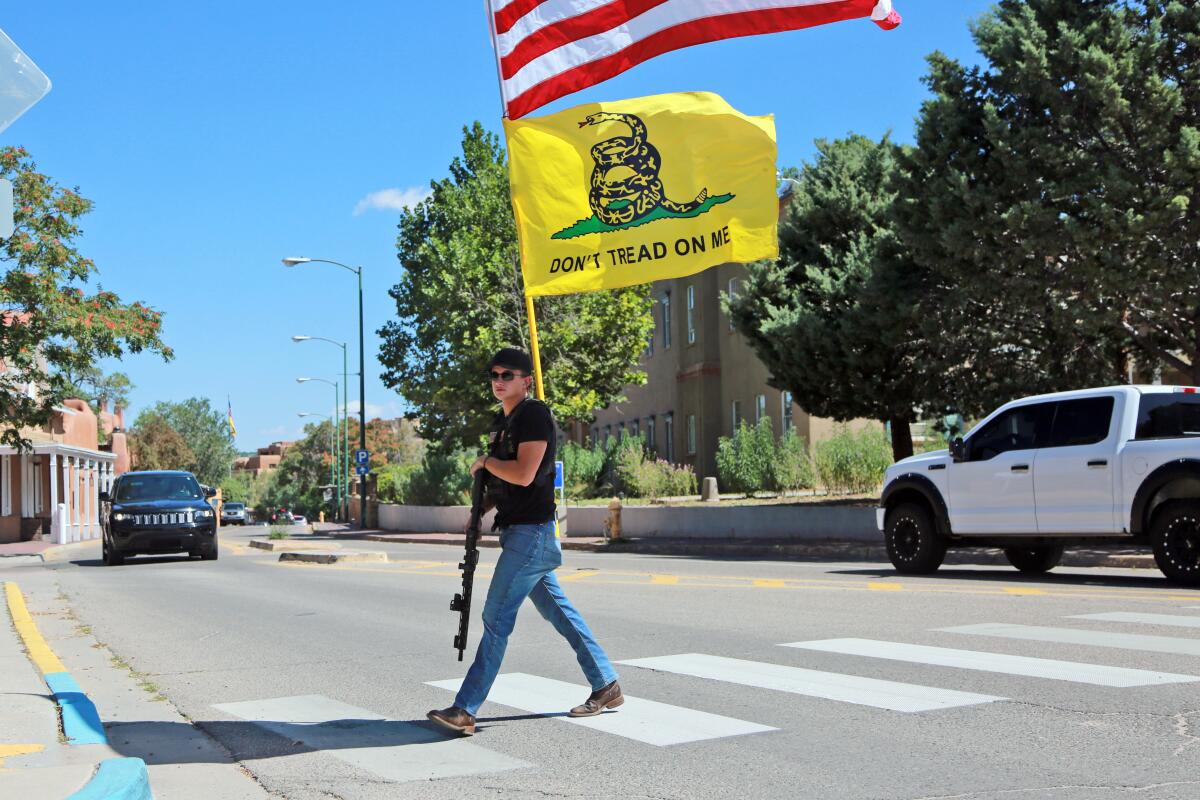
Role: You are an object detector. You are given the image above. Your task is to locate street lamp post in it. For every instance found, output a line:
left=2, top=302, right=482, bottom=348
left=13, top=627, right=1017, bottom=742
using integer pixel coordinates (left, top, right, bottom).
left=293, top=335, right=348, bottom=522
left=284, top=257, right=366, bottom=528
left=297, top=377, right=340, bottom=521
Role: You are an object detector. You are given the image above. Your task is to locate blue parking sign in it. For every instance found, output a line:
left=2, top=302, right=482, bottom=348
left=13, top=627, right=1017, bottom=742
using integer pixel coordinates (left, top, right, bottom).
left=554, top=460, right=564, bottom=490
left=355, top=449, right=369, bottom=466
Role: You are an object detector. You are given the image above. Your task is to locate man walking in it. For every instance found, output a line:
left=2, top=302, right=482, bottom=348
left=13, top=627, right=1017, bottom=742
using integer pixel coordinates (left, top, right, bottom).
left=428, top=347, right=622, bottom=736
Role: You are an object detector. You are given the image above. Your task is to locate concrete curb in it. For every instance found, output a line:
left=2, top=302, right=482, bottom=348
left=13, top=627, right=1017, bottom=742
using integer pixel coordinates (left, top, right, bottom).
left=249, top=539, right=340, bottom=552
left=361, top=534, right=609, bottom=552
left=0, top=554, right=46, bottom=566
left=278, top=550, right=388, bottom=564
left=65, top=757, right=152, bottom=800
left=44, top=672, right=107, bottom=745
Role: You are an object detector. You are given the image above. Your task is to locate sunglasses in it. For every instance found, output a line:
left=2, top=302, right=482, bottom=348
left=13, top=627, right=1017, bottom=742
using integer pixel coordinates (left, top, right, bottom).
left=488, top=370, right=527, bottom=383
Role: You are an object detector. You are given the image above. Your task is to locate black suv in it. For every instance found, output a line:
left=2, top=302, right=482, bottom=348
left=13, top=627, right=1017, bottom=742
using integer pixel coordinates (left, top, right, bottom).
left=100, top=470, right=218, bottom=565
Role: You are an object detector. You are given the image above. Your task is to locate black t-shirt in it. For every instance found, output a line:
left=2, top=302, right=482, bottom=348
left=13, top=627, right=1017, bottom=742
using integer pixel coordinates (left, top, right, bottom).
left=489, top=399, right=556, bottom=527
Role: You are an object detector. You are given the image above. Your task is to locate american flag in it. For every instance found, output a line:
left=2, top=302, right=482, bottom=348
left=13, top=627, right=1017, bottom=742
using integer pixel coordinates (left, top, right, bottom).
left=488, top=0, right=902, bottom=119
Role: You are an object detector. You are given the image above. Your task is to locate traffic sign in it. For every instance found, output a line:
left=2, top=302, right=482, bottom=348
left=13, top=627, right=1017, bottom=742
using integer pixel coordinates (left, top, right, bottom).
left=355, top=449, right=369, bottom=466
left=554, top=460, right=564, bottom=490
left=0, top=28, right=51, bottom=135
left=356, top=464, right=369, bottom=476
left=0, top=179, right=11, bottom=240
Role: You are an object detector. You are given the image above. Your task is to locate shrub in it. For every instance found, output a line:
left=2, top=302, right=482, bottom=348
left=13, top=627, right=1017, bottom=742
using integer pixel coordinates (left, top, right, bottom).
left=716, top=419, right=776, bottom=495
left=561, top=440, right=606, bottom=498
left=376, top=462, right=420, bottom=504
left=402, top=450, right=473, bottom=506
left=770, top=429, right=816, bottom=492
left=268, top=525, right=289, bottom=540
left=813, top=425, right=893, bottom=494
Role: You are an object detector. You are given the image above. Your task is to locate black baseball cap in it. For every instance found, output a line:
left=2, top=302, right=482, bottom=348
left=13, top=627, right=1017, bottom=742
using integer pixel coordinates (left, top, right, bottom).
left=487, top=347, right=533, bottom=374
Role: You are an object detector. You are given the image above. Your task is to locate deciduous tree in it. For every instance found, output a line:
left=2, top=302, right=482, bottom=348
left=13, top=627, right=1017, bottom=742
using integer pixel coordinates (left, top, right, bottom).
left=1, top=147, right=171, bottom=448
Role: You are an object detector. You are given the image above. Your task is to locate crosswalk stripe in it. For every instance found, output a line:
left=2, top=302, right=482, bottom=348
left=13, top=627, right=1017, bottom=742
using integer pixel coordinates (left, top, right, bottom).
left=1070, top=612, right=1200, bottom=629
left=616, top=653, right=1003, bottom=713
left=941, top=623, right=1200, bottom=657
left=781, top=638, right=1199, bottom=687
left=427, top=673, right=775, bottom=746
left=212, top=695, right=529, bottom=782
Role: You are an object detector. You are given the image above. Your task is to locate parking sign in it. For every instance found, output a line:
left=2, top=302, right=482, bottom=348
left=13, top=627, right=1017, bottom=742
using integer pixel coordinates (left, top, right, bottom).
left=355, top=449, right=369, bottom=466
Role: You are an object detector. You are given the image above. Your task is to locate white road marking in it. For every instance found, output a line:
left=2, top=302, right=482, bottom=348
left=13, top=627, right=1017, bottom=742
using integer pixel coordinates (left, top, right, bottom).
left=212, top=695, right=529, bottom=782
left=616, top=653, right=1003, bottom=713
left=782, top=638, right=1199, bottom=687
left=941, top=623, right=1200, bottom=657
left=1070, top=612, right=1200, bottom=630
left=427, top=673, right=774, bottom=746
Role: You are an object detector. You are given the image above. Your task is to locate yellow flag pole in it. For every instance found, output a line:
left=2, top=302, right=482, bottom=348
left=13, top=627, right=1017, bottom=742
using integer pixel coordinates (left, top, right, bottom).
left=524, top=294, right=545, bottom=400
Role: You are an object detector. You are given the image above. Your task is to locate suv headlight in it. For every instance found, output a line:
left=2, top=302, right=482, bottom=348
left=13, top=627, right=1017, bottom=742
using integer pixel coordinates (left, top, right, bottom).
left=194, top=508, right=214, bottom=520
left=112, top=513, right=129, bottom=522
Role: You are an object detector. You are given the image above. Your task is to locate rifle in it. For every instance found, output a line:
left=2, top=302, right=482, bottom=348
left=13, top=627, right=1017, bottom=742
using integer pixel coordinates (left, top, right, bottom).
left=450, top=468, right=487, bottom=661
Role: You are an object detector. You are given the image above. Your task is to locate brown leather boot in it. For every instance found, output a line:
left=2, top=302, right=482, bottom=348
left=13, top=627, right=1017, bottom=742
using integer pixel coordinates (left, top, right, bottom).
left=568, top=681, right=624, bottom=717
left=427, top=706, right=477, bottom=735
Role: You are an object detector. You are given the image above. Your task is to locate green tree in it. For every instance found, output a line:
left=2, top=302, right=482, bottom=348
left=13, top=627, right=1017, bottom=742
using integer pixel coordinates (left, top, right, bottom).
left=263, top=420, right=335, bottom=518
left=0, top=146, right=170, bottom=449
left=135, top=398, right=237, bottom=486
left=898, top=0, right=1199, bottom=410
left=378, top=123, right=655, bottom=453
left=128, top=412, right=194, bottom=472
left=727, top=135, right=929, bottom=460
left=59, top=364, right=134, bottom=414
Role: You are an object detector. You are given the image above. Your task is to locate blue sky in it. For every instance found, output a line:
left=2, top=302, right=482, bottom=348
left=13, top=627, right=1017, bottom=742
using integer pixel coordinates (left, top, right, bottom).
left=1, top=1, right=993, bottom=450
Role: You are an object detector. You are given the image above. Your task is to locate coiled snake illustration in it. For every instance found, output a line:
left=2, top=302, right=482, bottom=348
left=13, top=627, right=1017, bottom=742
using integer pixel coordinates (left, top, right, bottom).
left=579, top=112, right=708, bottom=226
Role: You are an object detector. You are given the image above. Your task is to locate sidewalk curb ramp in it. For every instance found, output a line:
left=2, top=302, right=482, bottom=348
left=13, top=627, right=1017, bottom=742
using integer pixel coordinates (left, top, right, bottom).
left=278, top=550, right=388, bottom=564
left=65, top=757, right=152, bottom=800
left=249, top=539, right=340, bottom=552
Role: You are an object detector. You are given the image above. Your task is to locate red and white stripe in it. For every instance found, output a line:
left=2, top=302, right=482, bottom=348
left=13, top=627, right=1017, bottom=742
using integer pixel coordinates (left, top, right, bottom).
left=488, top=0, right=901, bottom=118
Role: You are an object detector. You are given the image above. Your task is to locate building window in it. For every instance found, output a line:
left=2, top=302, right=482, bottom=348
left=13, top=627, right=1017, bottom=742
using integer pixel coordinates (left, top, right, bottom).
left=686, top=285, right=696, bottom=344
left=647, top=416, right=656, bottom=451
left=662, top=291, right=672, bottom=349
left=630, top=419, right=639, bottom=439
left=605, top=424, right=612, bottom=444
left=687, top=415, right=697, bottom=455
left=782, top=391, right=794, bottom=432
left=664, top=413, right=674, bottom=462
left=728, top=277, right=739, bottom=331
left=731, top=400, right=742, bottom=434
left=755, top=394, right=766, bottom=423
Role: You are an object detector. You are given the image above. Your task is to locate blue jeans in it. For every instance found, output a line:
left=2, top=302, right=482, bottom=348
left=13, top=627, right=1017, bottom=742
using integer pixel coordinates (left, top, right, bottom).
left=454, top=519, right=618, bottom=715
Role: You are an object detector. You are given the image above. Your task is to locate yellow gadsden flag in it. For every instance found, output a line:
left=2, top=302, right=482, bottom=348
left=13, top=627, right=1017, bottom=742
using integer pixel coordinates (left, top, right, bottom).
left=504, top=92, right=778, bottom=297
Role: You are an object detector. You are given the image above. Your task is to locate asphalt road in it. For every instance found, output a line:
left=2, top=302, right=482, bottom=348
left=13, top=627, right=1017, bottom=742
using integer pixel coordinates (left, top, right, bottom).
left=30, top=527, right=1200, bottom=799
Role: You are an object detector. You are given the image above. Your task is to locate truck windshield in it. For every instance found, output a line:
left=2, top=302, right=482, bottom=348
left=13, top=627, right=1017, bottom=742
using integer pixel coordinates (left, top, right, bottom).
left=115, top=475, right=204, bottom=502
left=1136, top=394, right=1200, bottom=439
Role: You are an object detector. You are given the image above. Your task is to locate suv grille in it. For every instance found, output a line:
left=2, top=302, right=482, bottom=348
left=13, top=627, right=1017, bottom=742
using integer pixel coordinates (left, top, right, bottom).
left=134, top=512, right=192, bottom=526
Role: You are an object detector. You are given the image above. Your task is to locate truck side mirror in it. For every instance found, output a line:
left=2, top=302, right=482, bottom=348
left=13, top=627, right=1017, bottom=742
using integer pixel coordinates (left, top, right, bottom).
left=98, top=491, right=110, bottom=503
left=204, top=487, right=217, bottom=498
left=949, top=437, right=966, bottom=462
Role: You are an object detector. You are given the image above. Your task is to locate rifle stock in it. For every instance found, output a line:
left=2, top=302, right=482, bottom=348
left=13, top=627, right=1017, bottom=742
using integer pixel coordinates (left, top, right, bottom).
left=450, top=469, right=488, bottom=661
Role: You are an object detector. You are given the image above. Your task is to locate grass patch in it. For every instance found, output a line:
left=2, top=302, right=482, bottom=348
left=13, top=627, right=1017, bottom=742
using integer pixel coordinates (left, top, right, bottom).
left=268, top=525, right=290, bottom=540
left=551, top=193, right=735, bottom=239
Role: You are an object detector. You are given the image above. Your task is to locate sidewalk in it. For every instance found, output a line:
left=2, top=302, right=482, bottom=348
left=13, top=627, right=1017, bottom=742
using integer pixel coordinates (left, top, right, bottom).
left=307, top=522, right=1158, bottom=570
left=0, top=569, right=268, bottom=799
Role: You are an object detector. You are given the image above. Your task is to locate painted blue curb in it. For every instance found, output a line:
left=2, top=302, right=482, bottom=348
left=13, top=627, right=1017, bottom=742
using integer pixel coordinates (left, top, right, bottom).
left=44, top=671, right=108, bottom=745
left=66, top=757, right=153, bottom=800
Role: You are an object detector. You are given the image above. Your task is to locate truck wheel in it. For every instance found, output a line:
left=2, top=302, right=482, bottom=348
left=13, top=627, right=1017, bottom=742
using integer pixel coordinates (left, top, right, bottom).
left=201, top=540, right=219, bottom=561
left=885, top=503, right=946, bottom=574
left=1151, top=503, right=1200, bottom=587
left=1004, top=544, right=1065, bottom=574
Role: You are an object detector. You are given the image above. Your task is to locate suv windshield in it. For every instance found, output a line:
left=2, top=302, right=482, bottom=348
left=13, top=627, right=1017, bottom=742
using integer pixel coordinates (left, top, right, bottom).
left=115, top=474, right=204, bottom=503
left=224, top=503, right=245, bottom=510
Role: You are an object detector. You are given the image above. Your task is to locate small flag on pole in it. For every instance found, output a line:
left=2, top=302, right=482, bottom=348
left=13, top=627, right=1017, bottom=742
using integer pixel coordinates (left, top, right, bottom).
left=227, top=397, right=237, bottom=439
left=505, top=91, right=778, bottom=297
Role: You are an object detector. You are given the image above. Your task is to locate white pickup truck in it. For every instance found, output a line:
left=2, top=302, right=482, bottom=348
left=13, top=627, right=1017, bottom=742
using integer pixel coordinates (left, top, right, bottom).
left=877, top=385, right=1200, bottom=586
